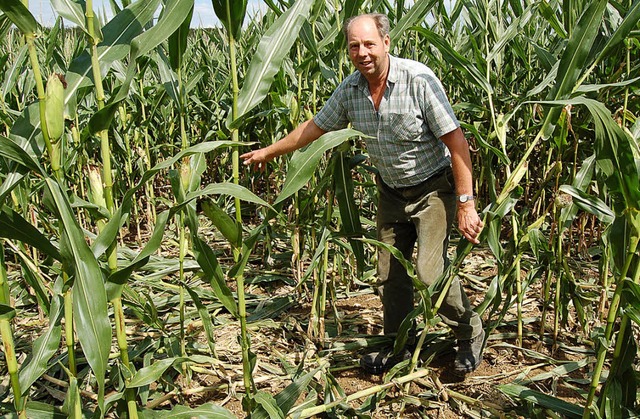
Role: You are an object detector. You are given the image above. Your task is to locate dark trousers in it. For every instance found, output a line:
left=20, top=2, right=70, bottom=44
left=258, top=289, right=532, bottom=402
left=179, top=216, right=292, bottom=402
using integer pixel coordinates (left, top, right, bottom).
left=376, top=167, right=483, bottom=341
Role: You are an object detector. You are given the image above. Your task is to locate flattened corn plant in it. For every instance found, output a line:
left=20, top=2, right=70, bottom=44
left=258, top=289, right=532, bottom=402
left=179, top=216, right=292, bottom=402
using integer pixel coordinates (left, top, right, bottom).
left=0, top=0, right=639, bottom=417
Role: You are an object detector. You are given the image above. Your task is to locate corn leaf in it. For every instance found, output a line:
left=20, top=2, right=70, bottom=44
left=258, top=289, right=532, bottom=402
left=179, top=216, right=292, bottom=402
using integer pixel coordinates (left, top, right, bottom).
left=92, top=141, right=240, bottom=258
left=105, top=210, right=171, bottom=299
left=559, top=185, right=614, bottom=224
left=168, top=0, right=193, bottom=71
left=0, top=205, right=61, bottom=260
left=253, top=391, right=285, bottom=419
left=192, top=235, right=237, bottom=317
left=0, top=0, right=38, bottom=35
left=51, top=0, right=86, bottom=32
left=184, top=284, right=217, bottom=356
left=333, top=152, right=365, bottom=276
left=593, top=0, right=640, bottom=66
left=18, top=281, right=63, bottom=393
left=0, top=135, right=44, bottom=175
left=211, top=0, right=247, bottom=41
left=498, top=383, right=584, bottom=418
left=188, top=183, right=273, bottom=211
left=147, top=403, right=236, bottom=418
left=65, top=0, right=160, bottom=106
left=411, top=27, right=493, bottom=95
left=87, top=0, right=190, bottom=127
left=541, top=0, right=607, bottom=139
left=127, top=355, right=215, bottom=388
left=23, top=401, right=67, bottom=419
left=390, top=0, right=437, bottom=49
left=0, top=304, right=16, bottom=320
left=230, top=0, right=313, bottom=128
left=559, top=154, right=596, bottom=231
left=276, top=129, right=363, bottom=205
left=1, top=44, right=28, bottom=101
left=45, top=179, right=110, bottom=410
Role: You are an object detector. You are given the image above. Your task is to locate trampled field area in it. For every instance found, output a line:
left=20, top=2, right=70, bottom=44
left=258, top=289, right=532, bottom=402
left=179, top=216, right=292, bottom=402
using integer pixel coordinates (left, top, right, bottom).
left=0, top=0, right=639, bottom=417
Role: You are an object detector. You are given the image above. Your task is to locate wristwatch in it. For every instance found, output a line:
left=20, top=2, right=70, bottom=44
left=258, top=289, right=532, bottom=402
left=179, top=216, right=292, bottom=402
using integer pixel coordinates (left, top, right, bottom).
left=457, top=194, right=474, bottom=203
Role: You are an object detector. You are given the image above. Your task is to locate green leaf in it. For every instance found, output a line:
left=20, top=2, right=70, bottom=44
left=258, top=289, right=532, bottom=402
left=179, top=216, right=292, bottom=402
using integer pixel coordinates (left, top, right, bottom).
left=76, top=0, right=178, bottom=126
left=623, top=279, right=640, bottom=304
left=106, top=211, right=171, bottom=299
left=537, top=0, right=567, bottom=39
left=541, top=0, right=607, bottom=138
left=211, top=0, right=247, bottom=40
left=0, top=304, right=16, bottom=320
left=333, top=152, right=365, bottom=276
left=127, top=355, right=215, bottom=388
left=184, top=284, right=217, bottom=356
left=0, top=0, right=38, bottom=34
left=2, top=44, right=28, bottom=102
left=230, top=0, right=314, bottom=127
left=23, top=401, right=67, bottom=419
left=228, top=225, right=263, bottom=280
left=64, top=0, right=160, bottom=107
left=0, top=135, right=44, bottom=175
left=127, top=357, right=175, bottom=388
left=168, top=0, right=193, bottom=71
left=411, top=27, right=493, bottom=95
left=276, top=129, right=363, bottom=205
left=45, top=179, right=110, bottom=409
left=18, top=279, right=64, bottom=394
left=51, top=0, right=87, bottom=32
left=558, top=185, right=614, bottom=224
left=192, top=235, right=237, bottom=317
left=592, top=0, right=640, bottom=66
left=92, top=141, right=241, bottom=258
left=147, top=402, right=236, bottom=418
left=624, top=307, right=640, bottom=326
left=273, top=366, right=320, bottom=415
left=253, top=391, right=285, bottom=419
left=0, top=205, right=61, bottom=260
left=559, top=154, right=596, bottom=231
left=390, top=0, right=438, bottom=49
left=188, top=183, right=272, bottom=211
left=498, top=383, right=584, bottom=418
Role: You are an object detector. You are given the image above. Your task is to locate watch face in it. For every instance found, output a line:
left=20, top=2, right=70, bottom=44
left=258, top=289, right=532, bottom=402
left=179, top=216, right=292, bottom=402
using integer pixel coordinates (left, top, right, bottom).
left=459, top=195, right=471, bottom=203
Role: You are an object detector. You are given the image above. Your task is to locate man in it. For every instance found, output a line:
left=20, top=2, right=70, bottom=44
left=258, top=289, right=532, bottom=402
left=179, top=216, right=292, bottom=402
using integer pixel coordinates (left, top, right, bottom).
left=241, top=13, right=484, bottom=375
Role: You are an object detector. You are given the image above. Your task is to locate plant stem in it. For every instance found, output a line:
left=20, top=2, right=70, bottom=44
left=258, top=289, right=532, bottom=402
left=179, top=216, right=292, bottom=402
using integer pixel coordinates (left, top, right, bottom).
left=63, top=273, right=77, bottom=376
left=0, top=245, right=26, bottom=419
left=294, top=368, right=432, bottom=418
left=583, top=234, right=638, bottom=417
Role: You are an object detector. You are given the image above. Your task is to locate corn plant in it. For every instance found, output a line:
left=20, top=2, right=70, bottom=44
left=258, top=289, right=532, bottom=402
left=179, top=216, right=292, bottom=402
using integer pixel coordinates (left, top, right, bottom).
left=0, top=0, right=639, bottom=417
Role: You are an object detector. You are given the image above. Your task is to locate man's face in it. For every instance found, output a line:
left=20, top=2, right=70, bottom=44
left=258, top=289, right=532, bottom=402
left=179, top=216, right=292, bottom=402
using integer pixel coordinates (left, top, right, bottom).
left=347, top=17, right=390, bottom=79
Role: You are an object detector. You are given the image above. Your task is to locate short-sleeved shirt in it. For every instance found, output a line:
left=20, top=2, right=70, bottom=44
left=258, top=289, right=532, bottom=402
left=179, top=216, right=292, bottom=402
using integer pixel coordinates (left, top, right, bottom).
left=314, top=55, right=459, bottom=188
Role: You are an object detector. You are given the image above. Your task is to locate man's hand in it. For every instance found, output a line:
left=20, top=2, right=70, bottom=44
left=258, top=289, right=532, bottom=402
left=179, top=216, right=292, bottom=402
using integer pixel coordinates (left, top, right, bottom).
left=457, top=203, right=483, bottom=244
left=240, top=118, right=327, bottom=172
left=240, top=148, right=272, bottom=171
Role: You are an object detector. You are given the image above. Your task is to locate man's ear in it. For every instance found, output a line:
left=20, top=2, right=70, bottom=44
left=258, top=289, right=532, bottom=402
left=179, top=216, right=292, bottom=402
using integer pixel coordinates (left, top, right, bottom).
left=384, top=34, right=390, bottom=52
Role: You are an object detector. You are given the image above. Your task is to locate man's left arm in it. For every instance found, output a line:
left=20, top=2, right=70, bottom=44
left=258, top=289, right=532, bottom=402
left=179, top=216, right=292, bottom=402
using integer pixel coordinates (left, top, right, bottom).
left=440, top=127, right=483, bottom=244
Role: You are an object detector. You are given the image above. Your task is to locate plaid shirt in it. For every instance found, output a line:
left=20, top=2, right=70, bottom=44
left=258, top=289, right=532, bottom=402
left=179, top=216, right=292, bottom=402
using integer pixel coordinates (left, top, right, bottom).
left=314, top=55, right=459, bottom=188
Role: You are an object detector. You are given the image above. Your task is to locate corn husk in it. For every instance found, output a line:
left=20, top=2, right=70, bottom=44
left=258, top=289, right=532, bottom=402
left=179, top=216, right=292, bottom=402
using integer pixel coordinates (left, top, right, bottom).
left=45, top=73, right=66, bottom=141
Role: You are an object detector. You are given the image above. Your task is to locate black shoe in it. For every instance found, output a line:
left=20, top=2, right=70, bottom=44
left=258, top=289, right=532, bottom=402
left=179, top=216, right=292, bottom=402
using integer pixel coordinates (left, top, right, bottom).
left=360, top=346, right=412, bottom=375
left=454, top=329, right=485, bottom=374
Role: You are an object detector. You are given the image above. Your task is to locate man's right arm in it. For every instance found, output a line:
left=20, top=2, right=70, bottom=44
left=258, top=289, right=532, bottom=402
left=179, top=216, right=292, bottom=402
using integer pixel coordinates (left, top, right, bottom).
left=240, top=118, right=326, bottom=170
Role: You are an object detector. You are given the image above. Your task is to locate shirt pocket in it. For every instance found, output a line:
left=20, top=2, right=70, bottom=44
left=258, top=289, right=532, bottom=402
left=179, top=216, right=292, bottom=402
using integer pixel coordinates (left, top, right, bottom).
left=388, top=113, right=422, bottom=142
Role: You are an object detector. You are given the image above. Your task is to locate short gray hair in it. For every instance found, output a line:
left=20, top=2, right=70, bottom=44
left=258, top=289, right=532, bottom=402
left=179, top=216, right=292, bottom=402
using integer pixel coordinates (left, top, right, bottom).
left=343, top=13, right=390, bottom=40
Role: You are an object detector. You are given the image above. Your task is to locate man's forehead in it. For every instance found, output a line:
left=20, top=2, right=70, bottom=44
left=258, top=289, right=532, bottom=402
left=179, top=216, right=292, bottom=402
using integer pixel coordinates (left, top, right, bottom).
left=347, top=18, right=383, bottom=40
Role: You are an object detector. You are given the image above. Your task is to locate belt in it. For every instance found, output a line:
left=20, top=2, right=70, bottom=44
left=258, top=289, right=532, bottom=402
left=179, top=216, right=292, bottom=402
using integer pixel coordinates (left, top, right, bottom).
left=386, top=167, right=449, bottom=192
